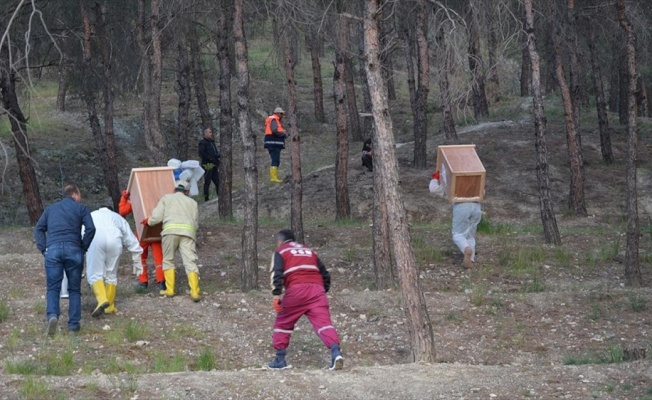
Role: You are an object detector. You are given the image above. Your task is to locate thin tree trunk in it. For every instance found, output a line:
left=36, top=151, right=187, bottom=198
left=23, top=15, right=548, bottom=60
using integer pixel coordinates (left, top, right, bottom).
left=608, top=39, right=620, bottom=113
left=356, top=0, right=373, bottom=139
left=136, top=0, right=152, bottom=157
left=586, top=26, right=613, bottom=164
left=175, top=37, right=192, bottom=161
left=94, top=3, right=120, bottom=209
left=280, top=19, right=304, bottom=243
left=0, top=39, right=43, bottom=224
left=403, top=26, right=417, bottom=112
left=553, top=27, right=587, bottom=216
left=149, top=0, right=165, bottom=164
left=217, top=0, right=233, bottom=220
left=364, top=0, right=436, bottom=362
left=520, top=6, right=531, bottom=97
left=334, top=15, right=350, bottom=220
left=617, top=0, right=642, bottom=287
left=435, top=24, right=457, bottom=141
left=467, top=0, right=489, bottom=119
left=619, top=55, right=629, bottom=125
left=485, top=0, right=499, bottom=88
left=379, top=11, right=396, bottom=101
left=413, top=0, right=429, bottom=169
left=234, top=0, right=258, bottom=291
left=636, top=76, right=648, bottom=117
left=307, top=26, right=325, bottom=123
left=344, top=19, right=362, bottom=143
left=189, top=25, right=213, bottom=134
left=566, top=0, right=583, bottom=129
left=524, top=0, right=561, bottom=246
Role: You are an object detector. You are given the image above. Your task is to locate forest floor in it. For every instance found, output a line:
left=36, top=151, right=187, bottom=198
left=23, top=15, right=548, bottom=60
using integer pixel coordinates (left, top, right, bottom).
left=0, top=83, right=652, bottom=399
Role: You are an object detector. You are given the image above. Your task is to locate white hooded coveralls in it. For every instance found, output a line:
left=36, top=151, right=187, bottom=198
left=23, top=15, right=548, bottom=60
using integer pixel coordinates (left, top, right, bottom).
left=85, top=208, right=142, bottom=286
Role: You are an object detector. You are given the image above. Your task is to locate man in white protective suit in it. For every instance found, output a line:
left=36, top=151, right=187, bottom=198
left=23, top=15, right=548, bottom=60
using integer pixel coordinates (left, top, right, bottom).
left=86, top=206, right=143, bottom=317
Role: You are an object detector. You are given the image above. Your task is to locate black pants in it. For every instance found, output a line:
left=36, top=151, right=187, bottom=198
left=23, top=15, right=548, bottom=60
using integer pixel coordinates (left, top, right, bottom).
left=362, top=155, right=373, bottom=172
left=203, top=166, right=219, bottom=199
left=268, top=148, right=282, bottom=167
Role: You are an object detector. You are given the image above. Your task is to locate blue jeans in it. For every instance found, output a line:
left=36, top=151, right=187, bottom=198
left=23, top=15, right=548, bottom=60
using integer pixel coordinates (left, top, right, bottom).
left=44, top=243, right=84, bottom=331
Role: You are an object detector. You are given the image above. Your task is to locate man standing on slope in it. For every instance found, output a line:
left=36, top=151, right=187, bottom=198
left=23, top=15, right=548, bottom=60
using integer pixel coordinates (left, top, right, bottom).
left=198, top=127, right=221, bottom=202
left=86, top=206, right=143, bottom=315
left=146, top=180, right=200, bottom=302
left=266, top=229, right=344, bottom=370
left=264, top=107, right=287, bottom=183
left=34, top=183, right=96, bottom=335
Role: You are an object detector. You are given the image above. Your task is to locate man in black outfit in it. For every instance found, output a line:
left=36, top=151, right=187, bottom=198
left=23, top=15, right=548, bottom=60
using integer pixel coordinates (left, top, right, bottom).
left=361, top=138, right=373, bottom=172
left=198, top=128, right=221, bottom=201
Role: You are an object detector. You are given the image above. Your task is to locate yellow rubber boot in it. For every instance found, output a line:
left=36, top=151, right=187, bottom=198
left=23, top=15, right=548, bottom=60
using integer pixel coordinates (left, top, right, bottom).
left=91, top=281, right=110, bottom=317
left=160, top=269, right=176, bottom=297
left=188, top=272, right=200, bottom=303
left=104, top=283, right=117, bottom=314
left=270, top=166, right=283, bottom=183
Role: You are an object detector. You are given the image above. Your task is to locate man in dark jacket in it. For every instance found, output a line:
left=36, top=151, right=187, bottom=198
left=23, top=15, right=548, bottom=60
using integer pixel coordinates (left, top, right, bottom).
left=198, top=127, right=220, bottom=201
left=34, top=183, right=96, bottom=336
left=266, top=229, right=344, bottom=370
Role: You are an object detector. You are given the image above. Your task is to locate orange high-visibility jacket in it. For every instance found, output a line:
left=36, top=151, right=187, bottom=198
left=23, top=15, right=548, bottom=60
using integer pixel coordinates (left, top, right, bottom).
left=264, top=114, right=285, bottom=135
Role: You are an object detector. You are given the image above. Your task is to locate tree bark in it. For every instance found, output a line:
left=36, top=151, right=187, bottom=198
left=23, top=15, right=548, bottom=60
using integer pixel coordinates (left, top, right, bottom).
left=175, top=35, right=192, bottom=161
left=94, top=2, right=121, bottom=210
left=553, top=27, right=587, bottom=217
left=373, top=171, right=396, bottom=288
left=343, top=17, right=362, bottom=143
left=307, top=26, right=325, bottom=123
left=617, top=0, right=642, bottom=287
left=608, top=39, right=620, bottom=113
left=149, top=0, right=166, bottom=164
left=217, top=0, right=233, bottom=220
left=636, top=76, right=648, bottom=117
left=136, top=0, right=152, bottom=156
left=364, top=0, right=436, bottom=362
left=566, top=0, right=583, bottom=129
left=188, top=25, right=213, bottom=134
left=435, top=23, right=457, bottom=141
left=334, top=15, right=351, bottom=220
left=281, top=19, right=304, bottom=243
left=234, top=0, right=258, bottom=291
left=485, top=0, right=499, bottom=89
left=520, top=6, right=531, bottom=97
left=413, top=0, right=429, bottom=169
left=618, top=54, right=629, bottom=125
left=0, top=38, right=43, bottom=224
left=467, top=0, right=489, bottom=119
left=379, top=8, right=395, bottom=101
left=356, top=0, right=373, bottom=140
left=524, top=0, right=561, bottom=246
left=586, top=25, right=613, bottom=164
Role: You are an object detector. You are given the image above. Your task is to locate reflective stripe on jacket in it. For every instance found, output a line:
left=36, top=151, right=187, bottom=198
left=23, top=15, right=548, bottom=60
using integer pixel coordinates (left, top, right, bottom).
left=148, top=192, right=198, bottom=240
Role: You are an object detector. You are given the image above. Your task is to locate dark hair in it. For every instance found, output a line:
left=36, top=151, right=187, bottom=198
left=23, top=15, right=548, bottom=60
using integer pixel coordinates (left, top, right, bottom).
left=277, top=229, right=295, bottom=242
left=62, top=183, right=80, bottom=198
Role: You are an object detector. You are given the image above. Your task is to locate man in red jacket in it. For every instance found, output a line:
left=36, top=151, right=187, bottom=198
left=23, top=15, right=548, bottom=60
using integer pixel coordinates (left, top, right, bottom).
left=266, top=229, right=344, bottom=370
left=118, top=189, right=165, bottom=291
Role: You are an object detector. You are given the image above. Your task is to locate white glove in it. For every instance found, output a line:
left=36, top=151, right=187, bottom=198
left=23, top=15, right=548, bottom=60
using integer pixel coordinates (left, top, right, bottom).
left=134, top=262, right=143, bottom=276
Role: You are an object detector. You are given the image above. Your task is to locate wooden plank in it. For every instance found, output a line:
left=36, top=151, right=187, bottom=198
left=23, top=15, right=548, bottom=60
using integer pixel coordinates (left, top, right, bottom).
left=126, top=167, right=176, bottom=241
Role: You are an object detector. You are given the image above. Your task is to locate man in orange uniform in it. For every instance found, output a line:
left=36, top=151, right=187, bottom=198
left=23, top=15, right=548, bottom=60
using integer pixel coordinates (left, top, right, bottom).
left=118, top=190, right=165, bottom=291
left=263, top=107, right=287, bottom=183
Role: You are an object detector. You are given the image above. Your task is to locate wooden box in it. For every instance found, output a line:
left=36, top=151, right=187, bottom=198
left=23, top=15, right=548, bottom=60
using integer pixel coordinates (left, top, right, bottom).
left=436, top=144, right=485, bottom=203
left=126, top=167, right=176, bottom=242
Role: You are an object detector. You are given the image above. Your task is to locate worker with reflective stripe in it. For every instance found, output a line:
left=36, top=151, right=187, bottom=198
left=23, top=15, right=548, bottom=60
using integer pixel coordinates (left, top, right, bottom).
left=266, top=229, right=344, bottom=370
left=263, top=107, right=287, bottom=183
left=146, top=180, right=201, bottom=302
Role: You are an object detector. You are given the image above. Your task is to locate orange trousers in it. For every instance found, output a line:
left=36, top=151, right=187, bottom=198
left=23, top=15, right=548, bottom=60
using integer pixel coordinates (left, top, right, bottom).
left=139, top=241, right=164, bottom=284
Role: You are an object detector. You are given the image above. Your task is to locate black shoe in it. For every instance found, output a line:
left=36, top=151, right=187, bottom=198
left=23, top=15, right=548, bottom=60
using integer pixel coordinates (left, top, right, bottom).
left=204, top=196, right=209, bottom=202
left=136, top=282, right=148, bottom=289
left=157, top=281, right=166, bottom=291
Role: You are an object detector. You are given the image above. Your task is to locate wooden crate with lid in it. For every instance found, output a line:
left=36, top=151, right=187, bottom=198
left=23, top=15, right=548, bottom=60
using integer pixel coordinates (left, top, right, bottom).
left=436, top=144, right=486, bottom=203
left=126, top=167, right=176, bottom=242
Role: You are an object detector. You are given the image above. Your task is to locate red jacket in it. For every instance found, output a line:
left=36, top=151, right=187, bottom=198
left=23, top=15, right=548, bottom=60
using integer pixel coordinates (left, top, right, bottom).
left=270, top=241, right=331, bottom=295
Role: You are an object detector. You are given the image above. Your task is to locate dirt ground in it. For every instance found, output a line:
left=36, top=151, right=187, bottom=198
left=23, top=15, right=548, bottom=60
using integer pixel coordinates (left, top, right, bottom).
left=0, top=89, right=652, bottom=399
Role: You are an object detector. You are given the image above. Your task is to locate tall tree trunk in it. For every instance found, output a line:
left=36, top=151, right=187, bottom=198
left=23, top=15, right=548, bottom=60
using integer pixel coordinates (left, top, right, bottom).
left=413, top=0, right=429, bottom=169
left=485, top=0, right=499, bottom=89
left=618, top=55, right=629, bottom=125
left=280, top=18, right=304, bottom=243
left=175, top=37, right=192, bottom=161
left=520, top=6, right=531, bottom=97
left=94, top=3, right=121, bottom=209
left=403, top=26, right=417, bottom=112
left=586, top=25, right=613, bottom=164
left=149, top=0, right=165, bottom=164
left=344, top=18, right=362, bottom=143
left=234, top=0, right=258, bottom=291
left=136, top=0, right=152, bottom=157
left=636, top=76, right=648, bottom=117
left=435, top=23, right=457, bottom=141
left=524, top=0, right=561, bottom=246
left=364, top=0, right=436, bottom=362
left=356, top=0, right=373, bottom=139
left=553, top=27, right=587, bottom=216
left=617, top=0, right=642, bottom=287
left=373, top=171, right=396, bottom=288
left=0, top=40, right=43, bottom=224
left=56, top=62, right=67, bottom=112
left=608, top=39, right=620, bottom=113
left=217, top=0, right=233, bottom=220
left=566, top=0, right=583, bottom=129
left=379, top=9, right=396, bottom=101
left=334, top=15, right=350, bottom=220
left=307, top=26, right=325, bottom=123
left=188, top=25, right=213, bottom=134
left=467, top=0, right=489, bottom=119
